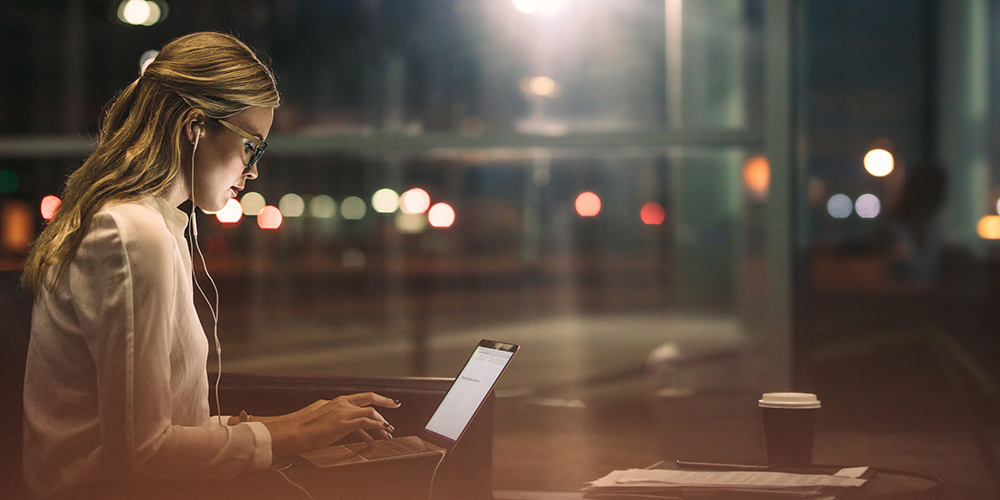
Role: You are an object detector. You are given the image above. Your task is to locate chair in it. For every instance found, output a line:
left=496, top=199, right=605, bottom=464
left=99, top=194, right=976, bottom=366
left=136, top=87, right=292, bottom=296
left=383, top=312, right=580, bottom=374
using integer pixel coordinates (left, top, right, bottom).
left=0, top=270, right=493, bottom=500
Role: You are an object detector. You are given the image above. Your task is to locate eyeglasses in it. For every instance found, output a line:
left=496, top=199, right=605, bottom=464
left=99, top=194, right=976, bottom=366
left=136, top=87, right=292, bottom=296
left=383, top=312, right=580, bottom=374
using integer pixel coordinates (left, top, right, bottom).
left=216, top=118, right=268, bottom=169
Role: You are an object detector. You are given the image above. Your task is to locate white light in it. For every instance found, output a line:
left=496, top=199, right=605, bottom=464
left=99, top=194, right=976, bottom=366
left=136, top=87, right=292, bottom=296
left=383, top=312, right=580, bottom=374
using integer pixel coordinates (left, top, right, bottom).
left=827, top=194, right=853, bottom=219
left=279, top=193, right=305, bottom=217
left=215, top=198, right=243, bottom=223
left=529, top=76, right=558, bottom=97
left=309, top=195, right=337, bottom=219
left=120, top=0, right=150, bottom=25
left=864, top=149, right=894, bottom=177
left=428, top=203, right=456, bottom=228
left=118, top=0, right=162, bottom=26
left=996, top=198, right=1000, bottom=215
left=372, top=188, right=400, bottom=213
left=141, top=1, right=161, bottom=26
left=241, top=192, right=266, bottom=216
left=400, top=188, right=431, bottom=214
left=855, top=194, right=881, bottom=218
left=514, top=0, right=538, bottom=14
left=513, top=0, right=563, bottom=16
left=341, top=196, right=367, bottom=220
left=395, top=212, right=427, bottom=233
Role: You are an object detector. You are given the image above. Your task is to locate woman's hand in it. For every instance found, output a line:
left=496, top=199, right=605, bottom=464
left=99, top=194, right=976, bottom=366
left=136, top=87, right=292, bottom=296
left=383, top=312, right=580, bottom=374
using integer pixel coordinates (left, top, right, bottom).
left=261, top=392, right=401, bottom=460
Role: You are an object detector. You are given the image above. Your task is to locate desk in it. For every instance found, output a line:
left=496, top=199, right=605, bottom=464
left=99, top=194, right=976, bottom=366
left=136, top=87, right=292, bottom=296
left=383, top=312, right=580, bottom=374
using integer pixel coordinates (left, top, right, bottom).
left=493, top=466, right=942, bottom=500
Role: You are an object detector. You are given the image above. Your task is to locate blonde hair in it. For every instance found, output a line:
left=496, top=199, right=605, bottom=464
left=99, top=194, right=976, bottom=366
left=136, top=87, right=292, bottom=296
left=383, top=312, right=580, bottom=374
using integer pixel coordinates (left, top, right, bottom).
left=22, top=32, right=280, bottom=296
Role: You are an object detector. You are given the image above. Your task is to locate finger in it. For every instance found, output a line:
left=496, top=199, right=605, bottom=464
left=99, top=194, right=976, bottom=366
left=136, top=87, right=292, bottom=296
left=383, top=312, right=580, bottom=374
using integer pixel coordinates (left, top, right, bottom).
left=348, top=417, right=388, bottom=441
left=344, top=392, right=401, bottom=408
left=352, top=428, right=374, bottom=443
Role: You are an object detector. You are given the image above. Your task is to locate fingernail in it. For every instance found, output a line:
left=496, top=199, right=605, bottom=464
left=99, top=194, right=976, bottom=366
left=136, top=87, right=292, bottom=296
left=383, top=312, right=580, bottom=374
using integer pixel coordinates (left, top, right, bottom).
left=383, top=422, right=390, bottom=428
left=393, top=399, right=400, bottom=405
left=387, top=433, right=394, bottom=439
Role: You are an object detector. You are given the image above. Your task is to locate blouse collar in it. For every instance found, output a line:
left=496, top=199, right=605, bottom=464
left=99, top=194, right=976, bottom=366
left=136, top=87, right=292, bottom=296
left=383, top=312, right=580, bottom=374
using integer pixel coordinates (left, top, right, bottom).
left=145, top=196, right=190, bottom=234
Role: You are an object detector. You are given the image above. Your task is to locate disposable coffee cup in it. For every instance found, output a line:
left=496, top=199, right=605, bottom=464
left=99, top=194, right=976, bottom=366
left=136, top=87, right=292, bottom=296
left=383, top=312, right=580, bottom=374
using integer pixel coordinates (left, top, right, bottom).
left=759, top=392, right=820, bottom=466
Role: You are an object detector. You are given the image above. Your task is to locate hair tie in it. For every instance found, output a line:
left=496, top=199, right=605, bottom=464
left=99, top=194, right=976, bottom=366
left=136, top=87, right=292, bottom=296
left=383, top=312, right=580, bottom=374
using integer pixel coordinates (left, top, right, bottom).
left=139, top=50, right=159, bottom=76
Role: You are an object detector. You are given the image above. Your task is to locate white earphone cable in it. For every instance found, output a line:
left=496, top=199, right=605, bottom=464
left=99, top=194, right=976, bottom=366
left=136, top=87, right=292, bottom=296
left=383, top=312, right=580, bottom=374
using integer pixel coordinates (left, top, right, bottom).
left=188, top=130, right=224, bottom=426
left=427, top=451, right=446, bottom=500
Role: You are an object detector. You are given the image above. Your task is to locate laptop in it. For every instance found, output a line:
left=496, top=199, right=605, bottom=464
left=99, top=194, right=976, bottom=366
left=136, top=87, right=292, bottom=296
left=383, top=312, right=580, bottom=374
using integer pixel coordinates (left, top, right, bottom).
left=299, top=339, right=518, bottom=467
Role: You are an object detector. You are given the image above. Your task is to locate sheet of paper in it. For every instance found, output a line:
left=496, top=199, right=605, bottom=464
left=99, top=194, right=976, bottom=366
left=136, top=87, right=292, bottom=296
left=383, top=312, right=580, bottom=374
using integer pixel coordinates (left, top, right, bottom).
left=591, top=469, right=866, bottom=489
left=834, top=466, right=869, bottom=478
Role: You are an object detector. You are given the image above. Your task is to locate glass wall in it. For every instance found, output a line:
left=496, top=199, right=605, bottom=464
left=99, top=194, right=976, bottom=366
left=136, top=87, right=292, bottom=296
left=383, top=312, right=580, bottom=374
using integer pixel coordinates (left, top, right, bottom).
left=1, top=0, right=799, bottom=490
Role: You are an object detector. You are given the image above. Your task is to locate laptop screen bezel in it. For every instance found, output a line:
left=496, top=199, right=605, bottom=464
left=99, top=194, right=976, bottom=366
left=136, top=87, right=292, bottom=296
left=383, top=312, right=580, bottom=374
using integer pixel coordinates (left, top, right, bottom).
left=417, top=339, right=518, bottom=450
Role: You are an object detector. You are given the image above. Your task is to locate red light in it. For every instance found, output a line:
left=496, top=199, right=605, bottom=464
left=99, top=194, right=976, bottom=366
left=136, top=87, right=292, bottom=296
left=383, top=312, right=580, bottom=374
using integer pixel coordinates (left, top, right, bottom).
left=428, top=203, right=455, bottom=228
left=40, top=195, right=61, bottom=220
left=575, top=192, right=601, bottom=217
left=640, top=202, right=665, bottom=225
left=257, top=205, right=282, bottom=229
left=401, top=188, right=431, bottom=214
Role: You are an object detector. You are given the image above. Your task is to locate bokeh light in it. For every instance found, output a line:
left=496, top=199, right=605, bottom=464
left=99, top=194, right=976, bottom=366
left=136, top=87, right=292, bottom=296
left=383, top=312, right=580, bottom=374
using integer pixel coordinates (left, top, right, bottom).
left=395, top=213, right=427, bottom=233
left=855, top=194, right=881, bottom=218
left=863, top=149, right=894, bottom=177
left=428, top=203, right=456, bottom=228
left=342, top=248, right=366, bottom=269
left=743, top=156, right=770, bottom=198
left=400, top=188, right=431, bottom=214
left=118, top=0, right=164, bottom=26
left=640, top=202, right=666, bottom=225
left=309, top=195, right=337, bottom=219
left=372, top=188, right=400, bottom=213
left=513, top=0, right=564, bottom=17
left=40, top=195, right=61, bottom=221
left=257, top=205, right=282, bottom=229
left=279, top=193, right=305, bottom=217
left=575, top=192, right=601, bottom=217
left=827, top=194, right=853, bottom=219
left=215, top=198, right=243, bottom=224
left=241, top=192, right=266, bottom=216
left=341, top=196, right=367, bottom=220
left=533, top=168, right=551, bottom=187
left=1, top=201, right=33, bottom=252
left=977, top=216, right=1000, bottom=239
left=0, top=169, right=18, bottom=194
left=528, top=76, right=558, bottom=97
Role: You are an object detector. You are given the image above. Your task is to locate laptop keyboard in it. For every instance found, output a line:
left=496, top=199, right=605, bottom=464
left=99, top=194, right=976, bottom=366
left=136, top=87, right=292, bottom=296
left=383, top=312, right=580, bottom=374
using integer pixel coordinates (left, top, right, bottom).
left=344, top=436, right=431, bottom=460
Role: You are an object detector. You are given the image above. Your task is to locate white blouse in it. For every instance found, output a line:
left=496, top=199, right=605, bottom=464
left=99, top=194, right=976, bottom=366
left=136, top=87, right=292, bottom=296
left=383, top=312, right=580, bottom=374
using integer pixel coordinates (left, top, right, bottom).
left=23, top=196, right=271, bottom=497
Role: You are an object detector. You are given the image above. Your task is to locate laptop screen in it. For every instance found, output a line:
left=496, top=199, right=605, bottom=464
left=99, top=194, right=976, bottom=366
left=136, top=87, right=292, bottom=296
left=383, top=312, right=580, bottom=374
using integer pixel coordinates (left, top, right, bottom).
left=424, top=340, right=517, bottom=442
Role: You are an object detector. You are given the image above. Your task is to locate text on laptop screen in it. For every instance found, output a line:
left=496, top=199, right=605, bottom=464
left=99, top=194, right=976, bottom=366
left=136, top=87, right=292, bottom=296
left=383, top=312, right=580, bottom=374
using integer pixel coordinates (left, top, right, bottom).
left=424, top=345, right=514, bottom=441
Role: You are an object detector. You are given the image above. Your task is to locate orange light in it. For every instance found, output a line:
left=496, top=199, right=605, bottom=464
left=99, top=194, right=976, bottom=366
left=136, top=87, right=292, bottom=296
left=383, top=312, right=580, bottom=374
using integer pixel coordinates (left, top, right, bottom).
left=575, top=192, right=601, bottom=217
left=40, top=195, right=61, bottom=220
left=1, top=200, right=33, bottom=252
left=640, top=202, right=665, bottom=225
left=215, top=198, right=243, bottom=224
left=743, top=156, right=770, bottom=198
left=977, top=216, right=1000, bottom=239
left=428, top=203, right=456, bottom=228
left=257, top=205, right=282, bottom=229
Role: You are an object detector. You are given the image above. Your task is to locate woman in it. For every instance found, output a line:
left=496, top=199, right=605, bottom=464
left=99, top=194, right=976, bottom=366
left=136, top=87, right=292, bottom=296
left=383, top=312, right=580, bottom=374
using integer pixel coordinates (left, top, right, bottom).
left=20, top=32, right=398, bottom=498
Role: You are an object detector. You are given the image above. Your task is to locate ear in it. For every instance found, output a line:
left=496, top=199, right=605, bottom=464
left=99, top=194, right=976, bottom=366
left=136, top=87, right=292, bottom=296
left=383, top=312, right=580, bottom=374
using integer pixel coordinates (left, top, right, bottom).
left=183, top=109, right=207, bottom=145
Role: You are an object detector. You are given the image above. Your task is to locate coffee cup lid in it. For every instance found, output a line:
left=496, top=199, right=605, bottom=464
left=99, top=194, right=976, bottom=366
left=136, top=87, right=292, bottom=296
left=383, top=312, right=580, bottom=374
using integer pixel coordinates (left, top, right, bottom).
left=759, top=392, right=821, bottom=409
